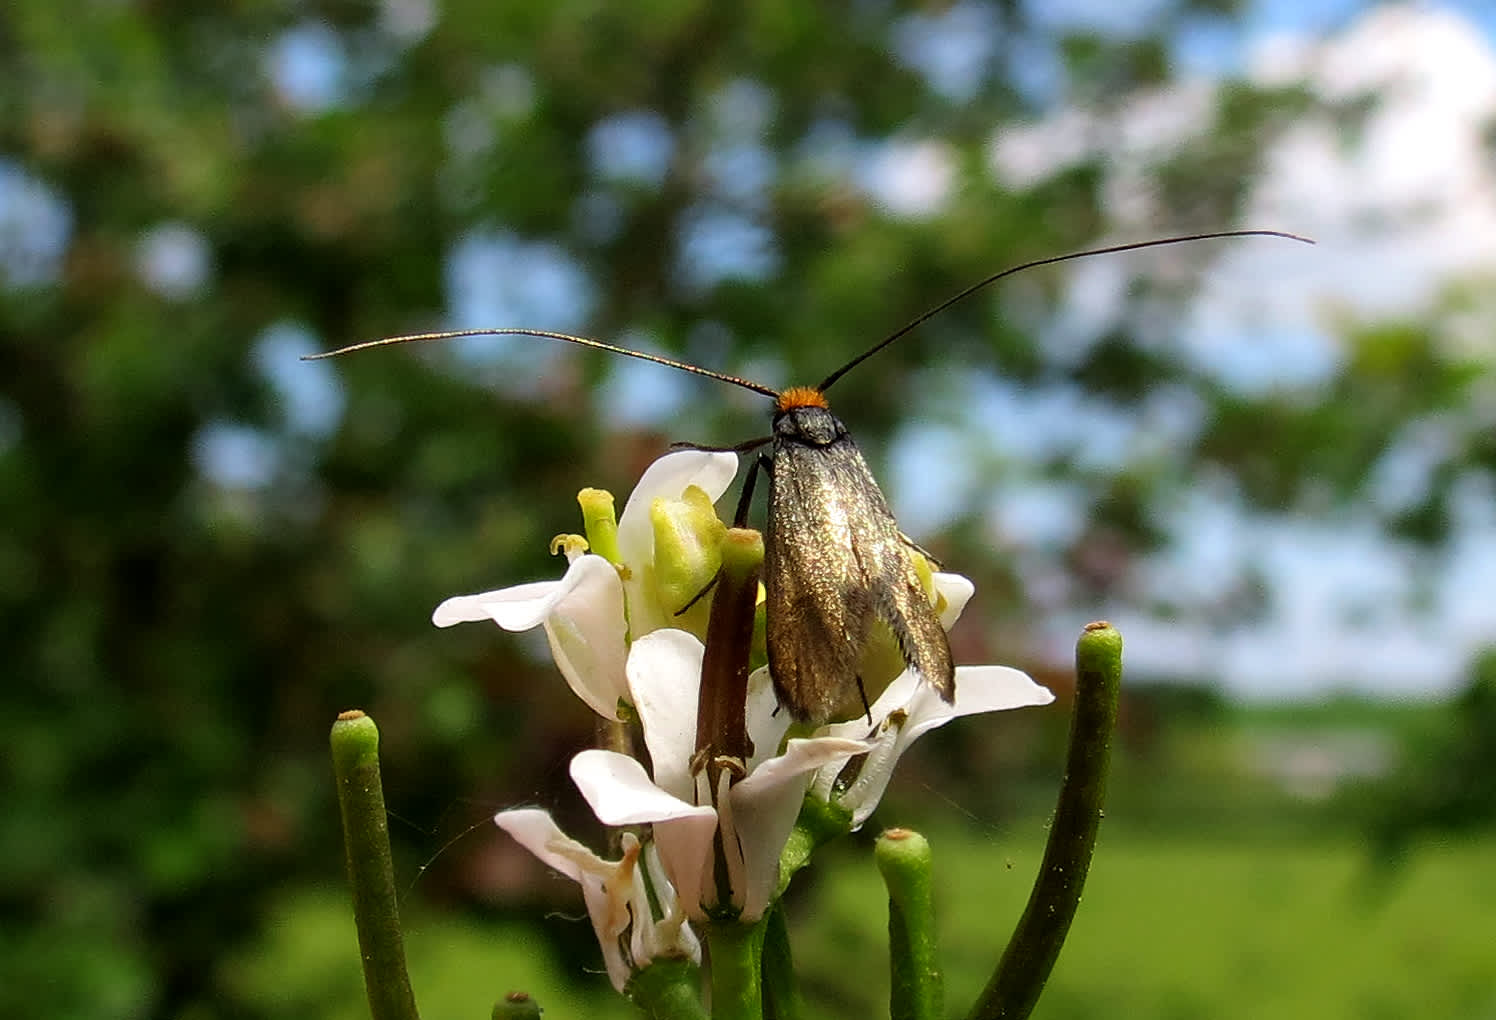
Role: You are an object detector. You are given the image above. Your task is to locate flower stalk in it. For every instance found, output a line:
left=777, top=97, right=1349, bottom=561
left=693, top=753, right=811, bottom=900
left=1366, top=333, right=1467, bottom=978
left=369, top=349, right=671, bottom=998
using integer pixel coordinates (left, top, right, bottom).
left=969, top=621, right=1123, bottom=1020
left=760, top=903, right=802, bottom=1020
left=706, top=918, right=768, bottom=1020
left=878, top=828, right=943, bottom=1020
left=330, top=710, right=422, bottom=1020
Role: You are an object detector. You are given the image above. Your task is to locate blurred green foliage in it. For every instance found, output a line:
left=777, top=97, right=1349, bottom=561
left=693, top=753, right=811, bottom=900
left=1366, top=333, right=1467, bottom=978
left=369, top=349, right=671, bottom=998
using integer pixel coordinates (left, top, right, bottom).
left=1356, top=647, right=1496, bottom=862
left=3, top=2, right=1494, bottom=1018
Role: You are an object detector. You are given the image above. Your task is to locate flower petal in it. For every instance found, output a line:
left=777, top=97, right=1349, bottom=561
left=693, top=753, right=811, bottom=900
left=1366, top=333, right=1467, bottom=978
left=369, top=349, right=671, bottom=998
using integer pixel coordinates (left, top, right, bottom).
left=743, top=665, right=793, bottom=773
left=432, top=580, right=561, bottom=629
left=493, top=808, right=635, bottom=990
left=571, top=749, right=705, bottom=826
left=571, top=748, right=719, bottom=920
left=728, top=736, right=869, bottom=919
left=636, top=842, right=702, bottom=968
left=627, top=630, right=705, bottom=801
left=494, top=807, right=591, bottom=882
left=538, top=557, right=630, bottom=717
left=905, top=664, right=1054, bottom=744
left=933, top=571, right=975, bottom=629
left=831, top=665, right=1053, bottom=828
left=436, top=555, right=628, bottom=717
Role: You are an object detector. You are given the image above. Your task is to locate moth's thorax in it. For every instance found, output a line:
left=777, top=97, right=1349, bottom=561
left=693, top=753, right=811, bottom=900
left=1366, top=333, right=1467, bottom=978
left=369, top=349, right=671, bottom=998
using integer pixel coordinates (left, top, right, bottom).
left=773, top=402, right=847, bottom=447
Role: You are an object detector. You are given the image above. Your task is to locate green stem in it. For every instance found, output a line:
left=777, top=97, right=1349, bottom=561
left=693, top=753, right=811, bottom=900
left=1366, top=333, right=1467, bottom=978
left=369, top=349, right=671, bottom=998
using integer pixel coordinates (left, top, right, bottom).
left=776, top=794, right=853, bottom=900
left=628, top=958, right=709, bottom=1020
left=330, top=711, right=422, bottom=1020
left=706, top=918, right=767, bottom=1020
left=878, top=829, right=943, bottom=1020
left=760, top=902, right=802, bottom=1020
left=968, top=622, right=1123, bottom=1020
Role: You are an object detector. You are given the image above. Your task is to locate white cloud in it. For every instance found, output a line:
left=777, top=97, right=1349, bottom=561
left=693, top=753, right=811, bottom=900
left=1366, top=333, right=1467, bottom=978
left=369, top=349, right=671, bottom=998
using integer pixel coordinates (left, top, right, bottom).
left=1236, top=4, right=1496, bottom=321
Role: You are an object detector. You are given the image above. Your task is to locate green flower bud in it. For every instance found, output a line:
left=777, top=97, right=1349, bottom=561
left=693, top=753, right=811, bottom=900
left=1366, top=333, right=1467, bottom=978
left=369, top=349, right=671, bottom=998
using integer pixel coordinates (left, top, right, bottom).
left=578, top=487, right=621, bottom=565
left=649, top=485, right=726, bottom=638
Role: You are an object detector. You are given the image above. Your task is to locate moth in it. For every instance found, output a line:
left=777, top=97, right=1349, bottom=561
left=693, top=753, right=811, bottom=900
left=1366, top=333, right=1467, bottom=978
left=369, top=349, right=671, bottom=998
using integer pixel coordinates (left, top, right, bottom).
left=742, top=382, right=951, bottom=722
left=310, top=230, right=1309, bottom=723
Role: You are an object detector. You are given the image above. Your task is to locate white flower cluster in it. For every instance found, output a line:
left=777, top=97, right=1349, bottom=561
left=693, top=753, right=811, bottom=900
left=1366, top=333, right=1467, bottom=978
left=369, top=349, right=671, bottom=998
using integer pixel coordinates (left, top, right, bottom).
left=435, top=451, right=1053, bottom=991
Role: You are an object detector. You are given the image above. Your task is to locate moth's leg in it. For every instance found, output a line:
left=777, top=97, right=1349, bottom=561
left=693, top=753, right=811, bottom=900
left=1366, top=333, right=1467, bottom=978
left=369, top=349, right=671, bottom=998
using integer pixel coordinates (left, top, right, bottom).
left=856, top=676, right=872, bottom=725
left=670, top=435, right=774, bottom=454
left=731, top=451, right=773, bottom=527
left=674, top=572, right=721, bottom=616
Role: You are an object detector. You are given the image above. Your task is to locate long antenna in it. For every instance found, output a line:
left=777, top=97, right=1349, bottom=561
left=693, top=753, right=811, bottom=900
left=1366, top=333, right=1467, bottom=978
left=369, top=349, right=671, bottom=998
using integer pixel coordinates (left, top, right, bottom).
left=815, top=229, right=1315, bottom=393
left=303, top=326, right=781, bottom=398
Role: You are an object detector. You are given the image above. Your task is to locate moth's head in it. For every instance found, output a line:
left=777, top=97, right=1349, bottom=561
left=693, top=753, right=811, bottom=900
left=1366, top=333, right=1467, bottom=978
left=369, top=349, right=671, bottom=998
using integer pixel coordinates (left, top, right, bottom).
left=772, top=387, right=844, bottom=446
left=774, top=386, right=829, bottom=415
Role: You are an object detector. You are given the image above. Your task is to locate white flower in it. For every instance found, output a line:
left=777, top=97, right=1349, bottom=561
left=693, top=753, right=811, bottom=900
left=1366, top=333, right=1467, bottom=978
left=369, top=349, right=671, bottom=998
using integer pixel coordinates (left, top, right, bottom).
left=570, top=629, right=869, bottom=921
left=494, top=807, right=700, bottom=993
left=811, top=664, right=1056, bottom=828
left=431, top=450, right=738, bottom=717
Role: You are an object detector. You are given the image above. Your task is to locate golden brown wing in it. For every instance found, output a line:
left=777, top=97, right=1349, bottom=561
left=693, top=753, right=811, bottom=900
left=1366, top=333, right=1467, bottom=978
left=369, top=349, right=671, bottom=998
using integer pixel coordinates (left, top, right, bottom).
left=764, top=425, right=952, bottom=722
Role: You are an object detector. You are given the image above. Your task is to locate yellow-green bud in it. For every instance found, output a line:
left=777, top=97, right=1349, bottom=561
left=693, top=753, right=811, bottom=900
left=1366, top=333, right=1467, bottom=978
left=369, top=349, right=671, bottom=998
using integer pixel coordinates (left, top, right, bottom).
left=750, top=586, right=767, bottom=672
left=649, top=485, right=726, bottom=638
left=718, top=527, right=764, bottom=581
left=910, top=551, right=942, bottom=610
left=577, top=487, right=620, bottom=565
left=717, top=528, right=770, bottom=672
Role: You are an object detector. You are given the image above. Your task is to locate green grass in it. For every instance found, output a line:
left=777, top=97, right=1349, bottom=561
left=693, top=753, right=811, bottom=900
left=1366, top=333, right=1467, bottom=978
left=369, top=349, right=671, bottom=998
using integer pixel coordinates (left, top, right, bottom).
left=795, top=826, right=1496, bottom=1019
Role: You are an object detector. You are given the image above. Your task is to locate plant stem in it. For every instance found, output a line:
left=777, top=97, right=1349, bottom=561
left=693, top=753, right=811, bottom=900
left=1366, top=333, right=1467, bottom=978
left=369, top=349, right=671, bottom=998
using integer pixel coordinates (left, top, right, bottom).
left=968, top=621, right=1122, bottom=1020
left=776, top=794, right=853, bottom=899
left=760, top=902, right=802, bottom=1020
left=330, top=710, right=421, bottom=1020
left=878, top=828, right=943, bottom=1020
left=707, top=919, right=767, bottom=1020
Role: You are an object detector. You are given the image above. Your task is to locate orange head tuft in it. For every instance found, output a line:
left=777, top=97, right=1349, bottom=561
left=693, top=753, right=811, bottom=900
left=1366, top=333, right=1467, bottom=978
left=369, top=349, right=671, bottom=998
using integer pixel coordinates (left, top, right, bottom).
left=775, top=386, right=829, bottom=413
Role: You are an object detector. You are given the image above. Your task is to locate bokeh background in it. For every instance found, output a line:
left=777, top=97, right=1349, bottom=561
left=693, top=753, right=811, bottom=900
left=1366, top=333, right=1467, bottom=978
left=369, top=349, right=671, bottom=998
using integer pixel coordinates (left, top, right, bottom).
left=5, top=1, right=1496, bottom=1017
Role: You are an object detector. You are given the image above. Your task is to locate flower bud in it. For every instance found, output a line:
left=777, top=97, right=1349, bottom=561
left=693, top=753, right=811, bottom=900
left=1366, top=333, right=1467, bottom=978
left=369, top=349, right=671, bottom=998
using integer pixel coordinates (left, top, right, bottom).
left=648, top=485, right=726, bottom=639
left=577, top=487, right=620, bottom=565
